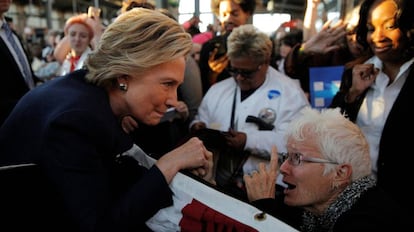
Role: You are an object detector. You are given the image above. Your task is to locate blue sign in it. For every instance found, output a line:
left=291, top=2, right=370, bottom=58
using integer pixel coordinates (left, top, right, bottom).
left=309, top=66, right=344, bottom=110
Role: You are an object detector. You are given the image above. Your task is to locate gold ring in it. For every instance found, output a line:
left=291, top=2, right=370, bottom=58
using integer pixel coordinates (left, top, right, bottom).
left=250, top=170, right=258, bottom=176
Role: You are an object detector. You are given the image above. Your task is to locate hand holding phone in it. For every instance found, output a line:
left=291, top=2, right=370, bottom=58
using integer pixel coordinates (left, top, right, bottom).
left=213, top=38, right=227, bottom=59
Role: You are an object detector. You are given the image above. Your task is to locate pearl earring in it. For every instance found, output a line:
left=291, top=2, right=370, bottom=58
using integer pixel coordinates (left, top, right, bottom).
left=119, top=83, right=127, bottom=91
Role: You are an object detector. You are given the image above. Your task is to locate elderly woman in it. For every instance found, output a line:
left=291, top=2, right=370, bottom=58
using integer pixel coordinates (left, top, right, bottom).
left=0, top=8, right=213, bottom=231
left=244, top=107, right=406, bottom=231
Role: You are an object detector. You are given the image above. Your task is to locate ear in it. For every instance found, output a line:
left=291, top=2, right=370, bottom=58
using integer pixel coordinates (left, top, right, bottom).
left=117, top=75, right=128, bottom=85
left=334, top=164, right=352, bottom=184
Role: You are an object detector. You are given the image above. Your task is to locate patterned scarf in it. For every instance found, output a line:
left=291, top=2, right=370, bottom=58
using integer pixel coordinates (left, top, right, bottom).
left=300, top=175, right=376, bottom=232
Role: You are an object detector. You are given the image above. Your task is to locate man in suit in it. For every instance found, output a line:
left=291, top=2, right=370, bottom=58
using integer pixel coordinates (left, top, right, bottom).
left=0, top=0, right=38, bottom=126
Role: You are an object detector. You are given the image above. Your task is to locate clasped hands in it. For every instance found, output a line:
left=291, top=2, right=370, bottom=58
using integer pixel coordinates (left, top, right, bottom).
left=120, top=116, right=215, bottom=185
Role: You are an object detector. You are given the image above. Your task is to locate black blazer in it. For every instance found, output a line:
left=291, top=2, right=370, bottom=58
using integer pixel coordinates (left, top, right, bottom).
left=0, top=70, right=173, bottom=231
left=0, top=32, right=37, bottom=126
left=330, top=62, right=414, bottom=217
left=252, top=185, right=407, bottom=231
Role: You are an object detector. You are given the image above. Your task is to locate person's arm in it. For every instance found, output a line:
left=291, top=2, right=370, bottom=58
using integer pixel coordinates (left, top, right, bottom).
left=53, top=35, right=70, bottom=64
left=85, top=16, right=105, bottom=50
left=244, top=146, right=279, bottom=202
left=303, top=0, right=322, bottom=41
left=155, top=137, right=214, bottom=183
left=329, top=62, right=376, bottom=121
left=301, top=19, right=347, bottom=55
left=207, top=48, right=229, bottom=85
left=43, top=110, right=173, bottom=231
left=244, top=146, right=303, bottom=229
left=198, top=36, right=230, bottom=94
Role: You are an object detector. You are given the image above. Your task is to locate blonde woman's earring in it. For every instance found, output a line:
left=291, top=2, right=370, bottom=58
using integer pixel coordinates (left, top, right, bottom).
left=119, top=83, right=128, bottom=91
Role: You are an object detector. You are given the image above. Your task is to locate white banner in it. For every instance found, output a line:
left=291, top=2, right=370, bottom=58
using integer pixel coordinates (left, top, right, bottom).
left=125, top=144, right=298, bottom=232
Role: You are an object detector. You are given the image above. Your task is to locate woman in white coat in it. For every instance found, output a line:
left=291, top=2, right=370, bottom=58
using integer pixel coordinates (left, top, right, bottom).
left=190, top=24, right=309, bottom=200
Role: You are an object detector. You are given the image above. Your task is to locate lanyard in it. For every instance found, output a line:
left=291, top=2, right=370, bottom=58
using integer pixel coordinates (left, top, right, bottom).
left=230, top=86, right=237, bottom=130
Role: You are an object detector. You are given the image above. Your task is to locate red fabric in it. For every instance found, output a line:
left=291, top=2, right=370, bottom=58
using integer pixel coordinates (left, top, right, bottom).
left=180, top=199, right=206, bottom=232
left=192, top=31, right=213, bottom=45
left=281, top=19, right=300, bottom=29
left=69, top=55, right=80, bottom=72
left=204, top=207, right=215, bottom=232
left=182, top=21, right=191, bottom=30
left=179, top=199, right=258, bottom=232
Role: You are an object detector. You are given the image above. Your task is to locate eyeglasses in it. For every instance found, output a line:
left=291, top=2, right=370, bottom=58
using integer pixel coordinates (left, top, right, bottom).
left=278, top=152, right=339, bottom=166
left=227, top=65, right=262, bottom=79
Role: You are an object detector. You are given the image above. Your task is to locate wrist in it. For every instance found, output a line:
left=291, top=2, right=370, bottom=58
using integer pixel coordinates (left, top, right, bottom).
left=298, top=44, right=311, bottom=57
left=344, top=91, right=361, bottom=103
left=298, top=44, right=305, bottom=55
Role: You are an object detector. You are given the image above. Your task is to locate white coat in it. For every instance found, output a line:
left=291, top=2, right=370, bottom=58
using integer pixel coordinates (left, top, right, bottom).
left=193, top=66, right=309, bottom=185
left=58, top=47, right=92, bottom=76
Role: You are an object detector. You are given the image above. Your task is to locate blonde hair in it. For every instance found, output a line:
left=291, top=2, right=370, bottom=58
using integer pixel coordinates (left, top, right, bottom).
left=121, top=0, right=156, bottom=14
left=85, top=8, right=192, bottom=88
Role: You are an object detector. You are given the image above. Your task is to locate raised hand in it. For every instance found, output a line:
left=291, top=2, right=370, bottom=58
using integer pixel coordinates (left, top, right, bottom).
left=244, top=146, right=279, bottom=202
left=302, top=19, right=347, bottom=54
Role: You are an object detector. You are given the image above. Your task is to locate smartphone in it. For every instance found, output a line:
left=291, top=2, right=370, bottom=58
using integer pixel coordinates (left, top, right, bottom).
left=88, top=6, right=101, bottom=19
left=214, top=43, right=226, bottom=59
left=213, top=35, right=228, bottom=59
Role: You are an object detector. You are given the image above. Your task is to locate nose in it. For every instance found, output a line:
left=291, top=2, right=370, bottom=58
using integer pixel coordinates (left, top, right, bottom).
left=235, top=73, right=244, bottom=80
left=371, top=27, right=385, bottom=43
left=279, top=159, right=290, bottom=175
left=73, top=35, right=81, bottom=42
left=165, top=90, right=178, bottom=108
left=235, top=75, right=250, bottom=82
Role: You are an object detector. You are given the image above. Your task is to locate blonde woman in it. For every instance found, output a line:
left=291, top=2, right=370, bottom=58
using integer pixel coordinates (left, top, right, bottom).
left=0, top=8, right=213, bottom=231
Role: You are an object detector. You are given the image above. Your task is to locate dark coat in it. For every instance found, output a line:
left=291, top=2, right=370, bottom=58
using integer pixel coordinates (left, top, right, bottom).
left=330, top=61, right=414, bottom=218
left=252, top=186, right=407, bottom=231
left=0, top=69, right=173, bottom=231
left=0, top=33, right=38, bottom=126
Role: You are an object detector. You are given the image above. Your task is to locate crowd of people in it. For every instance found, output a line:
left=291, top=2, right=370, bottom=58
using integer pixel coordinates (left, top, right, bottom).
left=190, top=23, right=309, bottom=200
left=1, top=0, right=412, bottom=231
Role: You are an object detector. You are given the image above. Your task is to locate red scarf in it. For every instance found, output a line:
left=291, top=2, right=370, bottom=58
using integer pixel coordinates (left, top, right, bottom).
left=69, top=55, right=81, bottom=72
